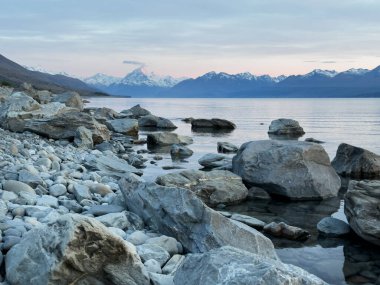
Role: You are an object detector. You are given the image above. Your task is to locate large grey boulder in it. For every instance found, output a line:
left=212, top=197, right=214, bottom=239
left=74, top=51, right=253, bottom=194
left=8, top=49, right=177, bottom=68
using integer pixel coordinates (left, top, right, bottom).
left=191, top=118, right=236, bottom=130
left=6, top=214, right=150, bottom=285
left=147, top=132, right=193, bottom=147
left=86, top=107, right=122, bottom=123
left=119, top=180, right=277, bottom=258
left=173, top=246, right=327, bottom=285
left=51, top=91, right=84, bottom=111
left=156, top=169, right=248, bottom=206
left=232, top=140, right=341, bottom=200
left=332, top=143, right=380, bottom=179
left=268, top=118, right=305, bottom=136
left=198, top=153, right=232, bottom=169
left=122, top=104, right=151, bottom=118
left=74, top=126, right=94, bottom=148
left=139, top=115, right=177, bottom=129
left=344, top=180, right=380, bottom=246
left=106, top=118, right=139, bottom=136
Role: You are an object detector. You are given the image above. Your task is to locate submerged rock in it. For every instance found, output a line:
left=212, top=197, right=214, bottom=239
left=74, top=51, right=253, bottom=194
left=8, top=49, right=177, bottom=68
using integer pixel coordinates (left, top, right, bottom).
left=119, top=180, right=277, bottom=258
left=6, top=214, right=150, bottom=285
left=332, top=143, right=380, bottom=179
left=268, top=118, right=305, bottom=136
left=345, top=180, right=380, bottom=246
left=156, top=169, right=248, bottom=206
left=173, top=246, right=327, bottom=285
left=232, top=140, right=341, bottom=200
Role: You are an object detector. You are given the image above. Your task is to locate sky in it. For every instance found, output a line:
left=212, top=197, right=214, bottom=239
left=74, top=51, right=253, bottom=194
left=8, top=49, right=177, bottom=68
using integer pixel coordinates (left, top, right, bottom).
left=1, top=0, right=380, bottom=78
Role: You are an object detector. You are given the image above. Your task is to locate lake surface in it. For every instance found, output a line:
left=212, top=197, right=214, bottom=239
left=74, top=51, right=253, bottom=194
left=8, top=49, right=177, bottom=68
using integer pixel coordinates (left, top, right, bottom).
left=87, top=97, right=380, bottom=285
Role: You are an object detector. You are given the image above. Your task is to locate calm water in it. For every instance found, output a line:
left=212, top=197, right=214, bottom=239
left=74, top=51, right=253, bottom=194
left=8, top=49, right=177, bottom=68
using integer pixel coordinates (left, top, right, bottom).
left=88, top=98, right=380, bottom=285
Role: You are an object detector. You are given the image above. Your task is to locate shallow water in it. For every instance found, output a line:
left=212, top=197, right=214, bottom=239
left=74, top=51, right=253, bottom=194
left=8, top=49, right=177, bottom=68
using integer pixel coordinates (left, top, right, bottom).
left=87, top=97, right=380, bottom=285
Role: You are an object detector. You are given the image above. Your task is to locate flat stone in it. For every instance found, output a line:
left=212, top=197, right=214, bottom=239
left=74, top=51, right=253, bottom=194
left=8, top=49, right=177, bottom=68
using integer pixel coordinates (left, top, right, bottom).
left=230, top=214, right=266, bottom=229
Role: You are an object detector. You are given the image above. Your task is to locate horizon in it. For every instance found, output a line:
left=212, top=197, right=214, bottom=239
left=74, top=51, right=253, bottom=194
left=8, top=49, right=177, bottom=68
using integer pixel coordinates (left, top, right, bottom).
left=2, top=0, right=380, bottom=78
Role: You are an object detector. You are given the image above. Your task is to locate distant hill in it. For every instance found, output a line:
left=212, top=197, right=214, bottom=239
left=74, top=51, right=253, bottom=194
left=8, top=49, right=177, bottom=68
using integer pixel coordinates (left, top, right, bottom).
left=0, top=54, right=106, bottom=96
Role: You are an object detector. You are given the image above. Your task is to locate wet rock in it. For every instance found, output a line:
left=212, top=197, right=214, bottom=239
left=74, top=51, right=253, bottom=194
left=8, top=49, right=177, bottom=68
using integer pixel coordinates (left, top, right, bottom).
left=198, top=153, right=231, bottom=169
left=147, top=132, right=193, bottom=147
left=139, top=115, right=177, bottom=129
left=170, top=144, right=193, bottom=159
left=173, top=246, right=326, bottom=285
left=119, top=180, right=277, bottom=258
left=6, top=214, right=150, bottom=285
left=191, top=118, right=236, bottom=130
left=332, top=143, right=380, bottom=179
left=232, top=140, right=341, bottom=200
left=268, top=118, right=305, bottom=136
left=156, top=169, right=248, bottom=206
left=263, top=222, right=310, bottom=241
left=344, top=180, right=380, bottom=246
left=105, top=119, right=139, bottom=136
left=217, top=141, right=238, bottom=153
left=317, top=217, right=351, bottom=237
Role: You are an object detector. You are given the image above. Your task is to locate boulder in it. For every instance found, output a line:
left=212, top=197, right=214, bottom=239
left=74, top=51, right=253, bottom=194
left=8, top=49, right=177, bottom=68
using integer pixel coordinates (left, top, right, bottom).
left=147, top=132, right=193, bottom=147
left=6, top=214, right=150, bottom=285
left=217, top=142, right=238, bottom=153
left=106, top=119, right=139, bottom=136
left=156, top=169, right=248, bottom=206
left=332, top=143, right=380, bottom=179
left=119, top=180, right=277, bottom=258
left=191, top=118, right=236, bottom=130
left=317, top=217, right=351, bottom=237
left=170, top=144, right=193, bottom=159
left=198, top=153, right=232, bottom=169
left=139, top=115, right=177, bottom=129
left=123, top=104, right=151, bottom=118
left=268, top=118, right=305, bottom=136
left=232, top=140, right=341, bottom=200
left=74, top=126, right=94, bottom=148
left=51, top=91, right=84, bottom=111
left=173, top=246, right=326, bottom=285
left=344, top=180, right=380, bottom=246
left=88, top=107, right=122, bottom=123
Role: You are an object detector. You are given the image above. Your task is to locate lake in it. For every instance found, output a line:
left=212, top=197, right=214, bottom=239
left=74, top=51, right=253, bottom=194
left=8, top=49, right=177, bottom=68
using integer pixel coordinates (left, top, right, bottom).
left=87, top=97, right=380, bottom=285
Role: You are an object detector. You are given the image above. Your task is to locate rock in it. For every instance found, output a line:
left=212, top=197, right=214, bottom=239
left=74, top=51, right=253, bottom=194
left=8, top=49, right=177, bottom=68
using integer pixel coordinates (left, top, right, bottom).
left=191, top=118, right=236, bottom=130
left=305, top=138, right=325, bottom=143
left=0, top=200, right=8, bottom=220
left=59, top=199, right=82, bottom=213
left=51, top=91, right=84, bottom=110
left=147, top=132, right=193, bottom=147
left=139, top=115, right=177, bottom=129
left=3, top=236, right=22, bottom=251
left=144, top=259, right=162, bottom=274
left=36, top=195, right=59, bottom=208
left=123, top=104, right=151, bottom=118
left=150, top=273, right=174, bottom=285
left=86, top=205, right=125, bottom=216
left=6, top=214, right=150, bottom=285
left=35, top=157, right=52, bottom=170
left=181, top=117, right=193, bottom=123
left=232, top=140, right=341, bottom=200
left=74, top=126, right=94, bottom=148
left=247, top=186, right=271, bottom=200
left=344, top=180, right=380, bottom=246
left=230, top=214, right=266, bottom=229
left=263, top=222, right=310, bottom=241
left=119, top=180, right=277, bottom=258
left=268, top=118, right=305, bottom=136
left=317, top=217, right=351, bottom=237
left=96, top=211, right=144, bottom=230
left=106, top=119, right=139, bottom=136
left=173, top=246, right=327, bottom=285
left=89, top=107, right=122, bottom=123
left=332, top=143, right=380, bottom=179
left=49, top=184, right=67, bottom=197
left=137, top=244, right=171, bottom=266
left=3, top=180, right=35, bottom=195
left=90, top=183, right=113, bottom=196
left=73, top=184, right=92, bottom=202
left=162, top=255, right=185, bottom=275
left=145, top=236, right=180, bottom=256
left=18, top=170, right=43, bottom=188
left=170, top=144, right=193, bottom=159
left=217, top=141, right=238, bottom=153
left=126, top=231, right=150, bottom=246
left=198, top=153, right=231, bottom=169
left=156, top=170, right=248, bottom=206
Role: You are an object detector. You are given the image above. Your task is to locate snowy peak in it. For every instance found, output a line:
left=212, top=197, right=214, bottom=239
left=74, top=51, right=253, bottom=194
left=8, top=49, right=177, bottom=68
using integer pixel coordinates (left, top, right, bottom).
left=117, top=68, right=185, bottom=87
left=341, top=68, right=369, bottom=75
left=23, top=65, right=53, bottom=74
left=199, top=71, right=285, bottom=83
left=83, top=73, right=121, bottom=86
left=303, top=69, right=338, bottom=78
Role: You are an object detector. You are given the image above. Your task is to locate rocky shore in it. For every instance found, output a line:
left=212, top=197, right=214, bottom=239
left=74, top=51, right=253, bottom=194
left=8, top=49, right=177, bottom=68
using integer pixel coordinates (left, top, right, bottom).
left=0, top=84, right=379, bottom=284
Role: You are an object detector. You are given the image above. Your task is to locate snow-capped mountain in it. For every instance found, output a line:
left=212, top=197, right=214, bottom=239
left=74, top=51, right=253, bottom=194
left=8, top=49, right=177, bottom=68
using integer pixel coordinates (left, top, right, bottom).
left=340, top=68, right=369, bottom=75
left=303, top=69, right=338, bottom=78
left=199, top=71, right=286, bottom=83
left=23, top=65, right=53, bottom=74
left=83, top=73, right=122, bottom=86
left=119, top=68, right=185, bottom=87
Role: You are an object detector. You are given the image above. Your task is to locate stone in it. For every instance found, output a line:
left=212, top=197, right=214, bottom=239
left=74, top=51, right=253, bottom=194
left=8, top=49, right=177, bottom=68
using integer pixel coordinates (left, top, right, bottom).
left=191, top=118, right=236, bottom=130
left=150, top=273, right=174, bottom=285
left=232, top=140, right=341, bottom=200
left=344, top=180, right=380, bottom=246
left=3, top=180, right=35, bottom=195
left=107, top=227, right=127, bottom=239
left=86, top=205, right=125, bottom=216
left=126, top=231, right=150, bottom=246
left=268, top=118, right=305, bottom=136
left=18, top=170, right=43, bottom=188
left=74, top=126, right=94, bottom=148
left=136, top=244, right=171, bottom=267
left=332, top=143, right=380, bottom=179
left=119, top=180, right=277, bottom=258
left=51, top=91, right=84, bottom=110
left=144, top=259, right=162, bottom=274
left=35, top=157, right=52, bottom=170
left=230, top=214, right=266, bottom=229
left=147, top=132, right=193, bottom=147
left=0, top=200, right=8, bottom=220
left=263, top=222, right=310, bottom=241
left=156, top=170, right=248, bottom=206
left=247, top=186, right=271, bottom=200
left=59, top=199, right=82, bottom=213
left=6, top=214, right=150, bottom=285
left=170, top=144, right=193, bottom=159
left=73, top=184, right=92, bottom=202
left=145, top=236, right=180, bottom=256
left=317, top=217, right=351, bottom=237
left=3, top=236, right=22, bottom=251
left=217, top=141, right=238, bottom=153
left=106, top=119, right=139, bottom=136
left=36, top=195, right=59, bottom=208
left=49, top=184, right=67, bottom=197
left=96, top=211, right=144, bottom=230
left=198, top=153, right=231, bottom=169
left=305, top=138, right=325, bottom=143
left=90, top=183, right=113, bottom=196
left=139, top=115, right=177, bottom=129
left=162, top=255, right=185, bottom=275
left=123, top=104, right=151, bottom=118
left=173, top=246, right=326, bottom=285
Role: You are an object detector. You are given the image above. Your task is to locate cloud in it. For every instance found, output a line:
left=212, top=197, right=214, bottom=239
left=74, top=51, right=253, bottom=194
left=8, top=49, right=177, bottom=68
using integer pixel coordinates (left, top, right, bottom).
left=123, top=60, right=146, bottom=67
left=321, top=61, right=336, bottom=64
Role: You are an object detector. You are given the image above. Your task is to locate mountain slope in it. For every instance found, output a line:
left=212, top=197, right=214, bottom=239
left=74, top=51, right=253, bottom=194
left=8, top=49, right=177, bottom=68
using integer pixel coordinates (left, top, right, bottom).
left=0, top=54, right=104, bottom=96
